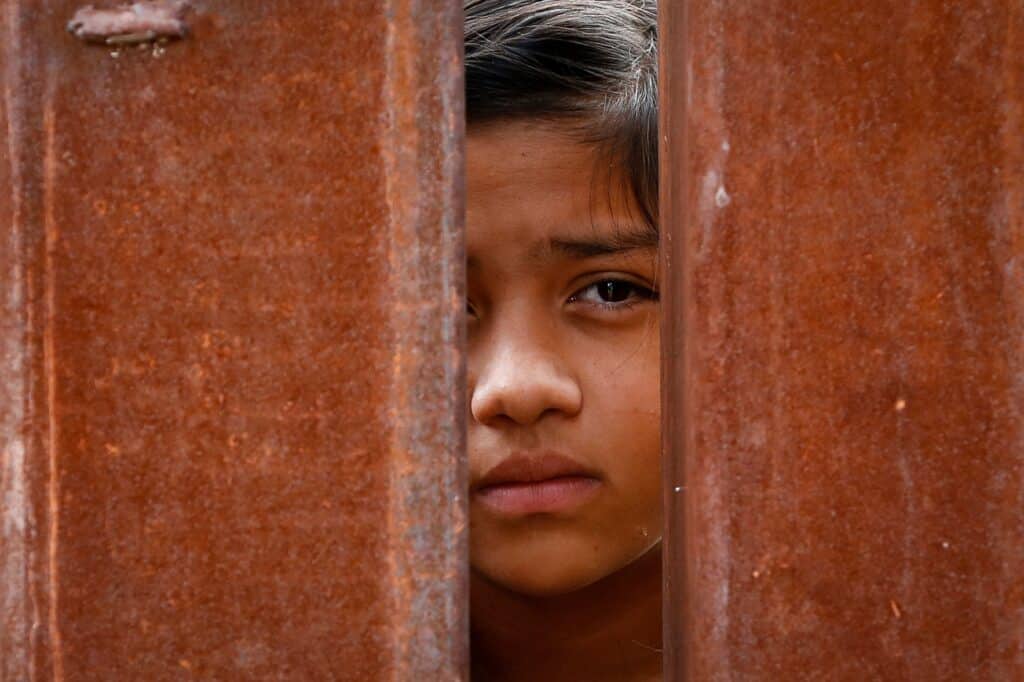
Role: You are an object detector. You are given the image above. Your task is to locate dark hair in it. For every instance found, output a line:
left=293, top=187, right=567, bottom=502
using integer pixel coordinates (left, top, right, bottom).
left=464, top=0, right=659, bottom=230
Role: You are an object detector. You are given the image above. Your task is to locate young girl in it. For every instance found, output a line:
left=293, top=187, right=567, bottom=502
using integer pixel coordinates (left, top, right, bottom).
left=464, top=2, right=662, bottom=680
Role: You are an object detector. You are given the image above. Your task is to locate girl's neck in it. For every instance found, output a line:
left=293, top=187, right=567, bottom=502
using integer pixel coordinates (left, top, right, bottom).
left=470, top=544, right=663, bottom=682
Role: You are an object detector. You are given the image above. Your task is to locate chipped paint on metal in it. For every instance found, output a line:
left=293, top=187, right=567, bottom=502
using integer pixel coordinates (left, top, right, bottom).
left=66, top=1, right=190, bottom=45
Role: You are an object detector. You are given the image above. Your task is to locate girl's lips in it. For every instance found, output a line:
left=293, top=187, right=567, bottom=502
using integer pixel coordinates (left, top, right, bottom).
left=474, top=476, right=602, bottom=515
left=472, top=452, right=602, bottom=515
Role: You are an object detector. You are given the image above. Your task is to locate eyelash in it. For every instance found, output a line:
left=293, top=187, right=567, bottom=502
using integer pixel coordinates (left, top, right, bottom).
left=465, top=278, right=658, bottom=319
left=567, top=278, right=659, bottom=311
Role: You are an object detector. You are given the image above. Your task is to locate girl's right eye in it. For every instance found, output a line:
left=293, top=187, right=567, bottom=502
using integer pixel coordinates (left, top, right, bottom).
left=568, top=278, right=658, bottom=310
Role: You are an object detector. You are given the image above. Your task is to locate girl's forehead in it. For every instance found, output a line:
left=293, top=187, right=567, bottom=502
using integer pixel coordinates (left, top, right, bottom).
left=467, top=123, right=597, bottom=197
left=466, top=122, right=640, bottom=254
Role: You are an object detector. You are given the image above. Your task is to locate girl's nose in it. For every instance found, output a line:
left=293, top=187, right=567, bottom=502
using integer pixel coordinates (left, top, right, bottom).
left=470, top=336, right=582, bottom=427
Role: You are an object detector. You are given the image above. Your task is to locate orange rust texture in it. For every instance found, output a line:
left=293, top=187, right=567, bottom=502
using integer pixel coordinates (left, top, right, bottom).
left=1, top=1, right=466, bottom=679
left=662, top=2, right=1023, bottom=680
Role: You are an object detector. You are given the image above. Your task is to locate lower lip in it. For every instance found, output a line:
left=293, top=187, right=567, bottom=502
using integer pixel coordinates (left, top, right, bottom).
left=474, top=476, right=602, bottom=515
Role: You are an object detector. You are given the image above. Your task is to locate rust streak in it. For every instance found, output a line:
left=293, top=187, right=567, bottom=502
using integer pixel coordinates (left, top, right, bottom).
left=0, top=3, right=31, bottom=676
left=42, top=65, right=63, bottom=682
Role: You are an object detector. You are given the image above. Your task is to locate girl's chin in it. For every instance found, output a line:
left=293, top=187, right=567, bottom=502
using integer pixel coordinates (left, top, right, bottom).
left=470, top=553, right=625, bottom=598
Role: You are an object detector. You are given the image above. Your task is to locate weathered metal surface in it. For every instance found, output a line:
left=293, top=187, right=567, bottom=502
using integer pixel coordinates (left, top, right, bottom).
left=662, top=2, right=1023, bottom=680
left=1, top=1, right=466, bottom=679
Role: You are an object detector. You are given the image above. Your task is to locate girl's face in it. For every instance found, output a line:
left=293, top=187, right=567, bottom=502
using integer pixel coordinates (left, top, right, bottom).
left=466, top=121, right=662, bottom=596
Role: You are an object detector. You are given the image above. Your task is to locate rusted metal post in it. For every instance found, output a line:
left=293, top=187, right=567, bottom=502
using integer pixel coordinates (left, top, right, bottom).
left=662, top=1, right=1023, bottom=680
left=1, top=1, right=466, bottom=679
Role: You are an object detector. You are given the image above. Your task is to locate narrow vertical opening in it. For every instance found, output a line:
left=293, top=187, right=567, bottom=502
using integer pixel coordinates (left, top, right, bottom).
left=461, top=2, right=665, bottom=679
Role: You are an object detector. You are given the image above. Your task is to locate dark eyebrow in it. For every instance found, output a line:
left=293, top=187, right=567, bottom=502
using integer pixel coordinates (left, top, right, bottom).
left=544, top=226, right=658, bottom=259
left=466, top=226, right=658, bottom=271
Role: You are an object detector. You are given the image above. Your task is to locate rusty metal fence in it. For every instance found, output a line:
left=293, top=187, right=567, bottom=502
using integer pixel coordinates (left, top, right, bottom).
left=2, top=1, right=465, bottom=679
left=661, top=1, right=1024, bottom=680
left=3, top=0, right=1022, bottom=680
